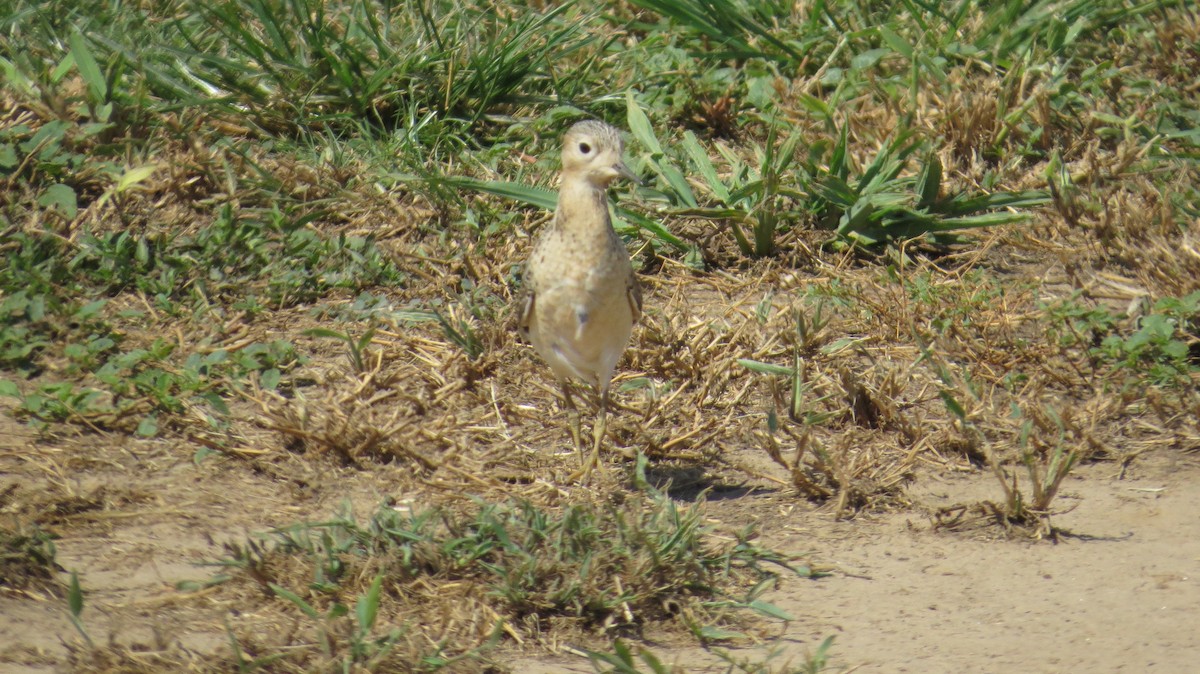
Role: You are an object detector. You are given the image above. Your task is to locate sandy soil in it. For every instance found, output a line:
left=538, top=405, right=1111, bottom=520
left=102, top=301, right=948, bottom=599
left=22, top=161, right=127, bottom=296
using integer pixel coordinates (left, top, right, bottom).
left=3, top=398, right=1197, bottom=674
left=513, top=453, right=1200, bottom=673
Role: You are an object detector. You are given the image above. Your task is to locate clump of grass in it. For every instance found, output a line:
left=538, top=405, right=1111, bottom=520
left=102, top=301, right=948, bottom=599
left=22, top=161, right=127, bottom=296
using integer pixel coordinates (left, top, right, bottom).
left=740, top=302, right=916, bottom=516
left=0, top=524, right=60, bottom=590
left=191, top=485, right=810, bottom=670
left=931, top=347, right=1091, bottom=540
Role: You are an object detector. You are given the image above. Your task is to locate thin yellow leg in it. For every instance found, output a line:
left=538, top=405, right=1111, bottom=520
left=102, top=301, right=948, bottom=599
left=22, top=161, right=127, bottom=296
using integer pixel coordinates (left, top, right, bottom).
left=569, top=384, right=609, bottom=483
left=561, top=381, right=583, bottom=456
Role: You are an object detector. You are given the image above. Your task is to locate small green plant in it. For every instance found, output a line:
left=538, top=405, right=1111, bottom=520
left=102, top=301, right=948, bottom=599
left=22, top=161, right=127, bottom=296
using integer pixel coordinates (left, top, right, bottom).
left=0, top=525, right=60, bottom=589
left=587, top=639, right=673, bottom=674
left=930, top=336, right=1084, bottom=538
left=305, top=326, right=379, bottom=374
left=629, top=92, right=803, bottom=258
left=0, top=380, right=111, bottom=428
left=738, top=302, right=836, bottom=426
left=1095, top=291, right=1200, bottom=387
left=799, top=127, right=1049, bottom=249
left=1040, top=292, right=1121, bottom=349
left=67, top=570, right=95, bottom=648
left=200, top=487, right=810, bottom=659
left=959, top=406, right=1085, bottom=540
left=626, top=0, right=807, bottom=66
left=266, top=574, right=406, bottom=669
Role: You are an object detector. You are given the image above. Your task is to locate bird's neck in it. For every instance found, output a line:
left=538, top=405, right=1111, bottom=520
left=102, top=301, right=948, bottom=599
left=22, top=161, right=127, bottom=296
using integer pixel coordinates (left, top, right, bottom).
left=555, top=177, right=613, bottom=235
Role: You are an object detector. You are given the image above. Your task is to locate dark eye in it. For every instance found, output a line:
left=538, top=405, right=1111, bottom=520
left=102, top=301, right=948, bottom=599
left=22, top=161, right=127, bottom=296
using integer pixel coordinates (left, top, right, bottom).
left=579, top=142, right=591, bottom=154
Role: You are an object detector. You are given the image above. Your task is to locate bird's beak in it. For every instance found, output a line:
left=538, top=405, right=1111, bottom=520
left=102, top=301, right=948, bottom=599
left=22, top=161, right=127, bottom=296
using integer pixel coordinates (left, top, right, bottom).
left=614, top=160, right=644, bottom=186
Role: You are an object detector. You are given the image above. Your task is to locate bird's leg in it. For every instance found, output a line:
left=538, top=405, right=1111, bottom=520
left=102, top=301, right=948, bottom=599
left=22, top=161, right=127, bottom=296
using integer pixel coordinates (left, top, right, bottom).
left=570, top=382, right=609, bottom=483
left=560, top=381, right=583, bottom=456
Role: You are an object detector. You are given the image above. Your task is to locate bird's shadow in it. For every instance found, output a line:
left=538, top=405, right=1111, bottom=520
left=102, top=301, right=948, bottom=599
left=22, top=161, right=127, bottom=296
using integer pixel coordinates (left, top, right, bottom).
left=637, top=462, right=779, bottom=503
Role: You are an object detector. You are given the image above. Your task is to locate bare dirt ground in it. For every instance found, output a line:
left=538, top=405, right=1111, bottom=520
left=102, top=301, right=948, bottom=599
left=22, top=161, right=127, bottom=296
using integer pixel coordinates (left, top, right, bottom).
left=3, top=412, right=1198, bottom=673
left=515, top=453, right=1200, bottom=673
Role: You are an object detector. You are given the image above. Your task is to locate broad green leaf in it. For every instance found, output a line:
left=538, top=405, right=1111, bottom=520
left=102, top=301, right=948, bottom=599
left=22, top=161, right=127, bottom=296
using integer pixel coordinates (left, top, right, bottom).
left=747, top=598, right=794, bottom=621
left=659, top=163, right=697, bottom=208
left=682, top=131, right=730, bottom=203
left=199, top=391, right=230, bottom=416
left=917, top=153, right=942, bottom=208
left=797, top=93, right=832, bottom=121
left=698, top=625, right=746, bottom=640
left=615, top=208, right=687, bottom=252
left=116, top=165, right=156, bottom=193
left=0, top=143, right=17, bottom=169
left=451, top=178, right=557, bottom=210
left=260, top=368, right=281, bottom=390
left=69, top=29, right=107, bottom=102
left=851, top=48, right=891, bottom=71
left=75, top=300, right=107, bottom=320
left=136, top=414, right=159, bottom=437
left=38, top=184, right=77, bottom=220
left=303, top=327, right=349, bottom=341
left=0, top=56, right=36, bottom=96
left=69, top=571, right=85, bottom=617
left=50, top=52, right=76, bottom=85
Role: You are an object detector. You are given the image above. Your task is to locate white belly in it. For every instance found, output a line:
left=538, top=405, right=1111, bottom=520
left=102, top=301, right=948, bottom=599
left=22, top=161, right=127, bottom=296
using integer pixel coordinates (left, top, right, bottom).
left=528, top=279, right=633, bottom=388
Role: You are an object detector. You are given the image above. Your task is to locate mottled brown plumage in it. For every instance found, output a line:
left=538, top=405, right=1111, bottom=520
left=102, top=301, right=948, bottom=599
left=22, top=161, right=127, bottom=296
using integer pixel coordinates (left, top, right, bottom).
left=519, top=120, right=641, bottom=480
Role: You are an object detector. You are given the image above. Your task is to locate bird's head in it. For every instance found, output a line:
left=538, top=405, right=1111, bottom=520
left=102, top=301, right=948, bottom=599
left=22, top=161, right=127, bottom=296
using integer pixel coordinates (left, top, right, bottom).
left=561, top=120, right=639, bottom=188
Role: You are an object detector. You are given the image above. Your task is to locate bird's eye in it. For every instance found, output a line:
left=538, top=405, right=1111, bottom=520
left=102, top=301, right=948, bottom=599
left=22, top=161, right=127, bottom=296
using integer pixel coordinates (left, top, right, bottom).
left=579, top=142, right=591, bottom=154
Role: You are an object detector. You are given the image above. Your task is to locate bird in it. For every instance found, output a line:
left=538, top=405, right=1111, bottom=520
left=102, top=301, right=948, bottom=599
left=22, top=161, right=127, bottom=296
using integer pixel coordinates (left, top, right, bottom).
left=518, top=120, right=642, bottom=481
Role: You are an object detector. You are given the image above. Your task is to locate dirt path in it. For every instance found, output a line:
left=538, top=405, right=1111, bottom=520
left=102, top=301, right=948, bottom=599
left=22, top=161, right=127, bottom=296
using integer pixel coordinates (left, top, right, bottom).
left=772, top=455, right=1200, bottom=673
left=516, top=454, right=1200, bottom=673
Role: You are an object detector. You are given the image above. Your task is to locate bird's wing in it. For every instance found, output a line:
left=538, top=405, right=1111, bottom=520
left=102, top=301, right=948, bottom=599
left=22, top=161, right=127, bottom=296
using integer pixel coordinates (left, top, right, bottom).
left=626, top=275, right=642, bottom=323
left=517, top=287, right=534, bottom=341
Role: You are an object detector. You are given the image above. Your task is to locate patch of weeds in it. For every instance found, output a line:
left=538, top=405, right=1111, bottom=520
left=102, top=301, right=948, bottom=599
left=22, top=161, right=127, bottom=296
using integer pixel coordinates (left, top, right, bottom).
left=1042, top=290, right=1200, bottom=389
left=94, top=338, right=299, bottom=432
left=0, top=379, right=112, bottom=429
left=983, top=407, right=1084, bottom=538
left=1040, top=291, right=1121, bottom=350
left=798, top=126, right=1048, bottom=249
left=937, top=402, right=1089, bottom=541
left=900, top=269, right=1006, bottom=335
left=0, top=239, right=119, bottom=375
left=629, top=92, right=802, bottom=258
left=199, top=487, right=810, bottom=668
left=304, top=326, right=379, bottom=374
left=932, top=347, right=1087, bottom=539
left=3, top=336, right=298, bottom=434
left=626, top=0, right=807, bottom=67
left=1096, top=291, right=1200, bottom=388
left=0, top=524, right=61, bottom=590
left=181, top=205, right=408, bottom=307
left=0, top=114, right=120, bottom=222
left=0, top=290, right=56, bottom=373
left=742, top=303, right=915, bottom=515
